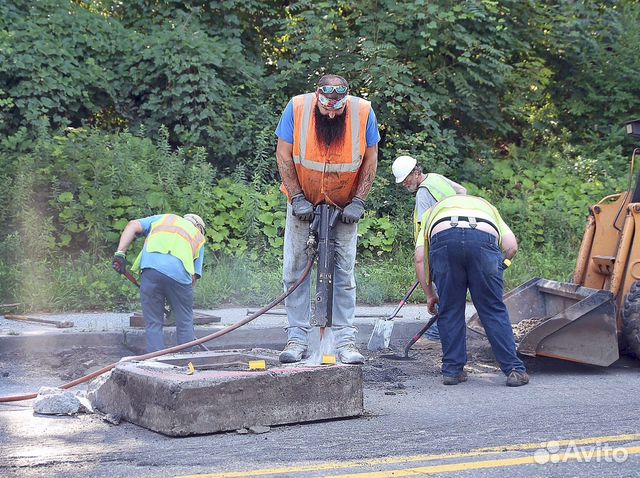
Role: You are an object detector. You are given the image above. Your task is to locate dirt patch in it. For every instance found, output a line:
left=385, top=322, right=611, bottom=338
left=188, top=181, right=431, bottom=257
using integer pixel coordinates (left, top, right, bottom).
left=363, top=335, right=500, bottom=388
left=0, top=345, right=131, bottom=385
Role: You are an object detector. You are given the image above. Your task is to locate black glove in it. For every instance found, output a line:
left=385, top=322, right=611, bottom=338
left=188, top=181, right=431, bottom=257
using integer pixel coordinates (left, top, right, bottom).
left=341, top=197, right=365, bottom=224
left=112, top=251, right=127, bottom=274
left=291, top=193, right=314, bottom=221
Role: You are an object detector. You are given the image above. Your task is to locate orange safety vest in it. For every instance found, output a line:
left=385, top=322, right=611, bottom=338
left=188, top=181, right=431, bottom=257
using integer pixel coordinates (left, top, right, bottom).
left=283, top=93, right=371, bottom=208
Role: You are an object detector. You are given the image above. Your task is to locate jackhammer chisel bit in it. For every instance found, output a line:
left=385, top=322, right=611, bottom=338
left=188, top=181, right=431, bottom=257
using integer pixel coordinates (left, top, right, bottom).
left=310, top=204, right=341, bottom=329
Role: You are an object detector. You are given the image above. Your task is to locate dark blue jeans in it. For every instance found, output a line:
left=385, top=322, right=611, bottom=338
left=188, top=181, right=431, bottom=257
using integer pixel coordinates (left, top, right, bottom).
left=429, top=228, right=526, bottom=378
left=140, top=268, right=194, bottom=353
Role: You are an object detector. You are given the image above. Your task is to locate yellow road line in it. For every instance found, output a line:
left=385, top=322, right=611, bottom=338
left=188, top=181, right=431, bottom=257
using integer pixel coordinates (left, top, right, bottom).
left=324, top=446, right=640, bottom=478
left=177, top=433, right=640, bottom=478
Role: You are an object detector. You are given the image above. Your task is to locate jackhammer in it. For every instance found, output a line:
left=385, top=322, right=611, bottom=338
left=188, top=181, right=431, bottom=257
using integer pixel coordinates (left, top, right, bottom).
left=308, top=204, right=341, bottom=339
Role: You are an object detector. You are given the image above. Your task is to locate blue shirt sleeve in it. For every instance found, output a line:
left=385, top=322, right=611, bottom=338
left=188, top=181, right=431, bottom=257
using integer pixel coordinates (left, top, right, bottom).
left=275, top=100, right=294, bottom=144
left=366, top=109, right=381, bottom=147
left=137, top=215, right=164, bottom=236
left=194, top=246, right=204, bottom=277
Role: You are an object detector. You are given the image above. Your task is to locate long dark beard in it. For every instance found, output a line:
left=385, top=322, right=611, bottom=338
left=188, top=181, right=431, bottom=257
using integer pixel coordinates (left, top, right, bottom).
left=314, top=107, right=347, bottom=147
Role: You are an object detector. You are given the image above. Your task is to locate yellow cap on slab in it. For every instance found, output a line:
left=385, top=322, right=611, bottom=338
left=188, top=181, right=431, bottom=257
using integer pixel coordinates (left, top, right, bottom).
left=248, top=360, right=267, bottom=370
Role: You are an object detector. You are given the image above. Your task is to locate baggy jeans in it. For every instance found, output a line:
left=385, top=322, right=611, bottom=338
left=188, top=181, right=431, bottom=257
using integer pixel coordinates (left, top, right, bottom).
left=429, top=228, right=526, bottom=377
left=283, top=203, right=358, bottom=348
left=140, top=268, right=194, bottom=353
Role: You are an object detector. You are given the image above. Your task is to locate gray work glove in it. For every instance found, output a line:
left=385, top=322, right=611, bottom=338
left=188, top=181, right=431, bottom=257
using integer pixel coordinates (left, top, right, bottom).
left=341, top=197, right=365, bottom=224
left=291, top=193, right=314, bottom=221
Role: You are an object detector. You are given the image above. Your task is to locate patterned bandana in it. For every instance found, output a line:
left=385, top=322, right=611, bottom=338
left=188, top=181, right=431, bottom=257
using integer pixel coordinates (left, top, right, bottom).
left=317, top=92, right=348, bottom=110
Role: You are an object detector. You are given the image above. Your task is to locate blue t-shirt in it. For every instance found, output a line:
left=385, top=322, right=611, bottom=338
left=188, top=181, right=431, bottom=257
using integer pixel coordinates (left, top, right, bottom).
left=138, top=214, right=204, bottom=285
left=275, top=98, right=381, bottom=147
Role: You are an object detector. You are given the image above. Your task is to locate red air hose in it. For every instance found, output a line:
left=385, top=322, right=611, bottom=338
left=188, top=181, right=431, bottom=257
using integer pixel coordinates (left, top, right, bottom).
left=0, top=257, right=314, bottom=403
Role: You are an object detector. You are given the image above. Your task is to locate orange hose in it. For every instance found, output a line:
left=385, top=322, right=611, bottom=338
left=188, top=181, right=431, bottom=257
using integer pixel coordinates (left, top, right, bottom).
left=0, top=257, right=314, bottom=403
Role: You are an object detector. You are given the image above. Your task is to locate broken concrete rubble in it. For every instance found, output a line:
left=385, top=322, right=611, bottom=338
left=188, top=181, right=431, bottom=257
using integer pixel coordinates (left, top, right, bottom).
left=33, top=387, right=82, bottom=415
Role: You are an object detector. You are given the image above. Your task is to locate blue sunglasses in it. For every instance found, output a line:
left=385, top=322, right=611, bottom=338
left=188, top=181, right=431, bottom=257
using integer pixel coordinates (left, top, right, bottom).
left=317, top=85, right=348, bottom=95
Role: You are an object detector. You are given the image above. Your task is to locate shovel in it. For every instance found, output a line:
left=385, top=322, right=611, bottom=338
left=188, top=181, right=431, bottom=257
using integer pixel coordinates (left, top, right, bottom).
left=380, top=313, right=439, bottom=361
left=367, top=281, right=420, bottom=351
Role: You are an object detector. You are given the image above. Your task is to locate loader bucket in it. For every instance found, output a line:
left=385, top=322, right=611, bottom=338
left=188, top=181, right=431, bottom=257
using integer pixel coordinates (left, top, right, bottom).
left=467, top=278, right=619, bottom=366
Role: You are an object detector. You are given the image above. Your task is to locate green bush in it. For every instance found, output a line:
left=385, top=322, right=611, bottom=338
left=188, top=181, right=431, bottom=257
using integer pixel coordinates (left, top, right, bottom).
left=2, top=0, right=640, bottom=311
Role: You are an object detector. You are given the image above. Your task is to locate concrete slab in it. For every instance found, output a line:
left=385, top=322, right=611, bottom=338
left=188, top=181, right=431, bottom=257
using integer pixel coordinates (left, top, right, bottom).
left=90, top=349, right=363, bottom=436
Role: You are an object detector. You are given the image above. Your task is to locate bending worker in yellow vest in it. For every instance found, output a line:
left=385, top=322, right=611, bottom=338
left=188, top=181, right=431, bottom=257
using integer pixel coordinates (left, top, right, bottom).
left=392, top=155, right=466, bottom=341
left=415, top=195, right=529, bottom=387
left=112, top=213, right=206, bottom=353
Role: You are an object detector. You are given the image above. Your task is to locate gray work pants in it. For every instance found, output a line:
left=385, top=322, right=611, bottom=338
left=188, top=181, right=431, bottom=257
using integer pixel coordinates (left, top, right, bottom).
left=282, top=204, right=358, bottom=348
left=140, top=268, right=194, bottom=353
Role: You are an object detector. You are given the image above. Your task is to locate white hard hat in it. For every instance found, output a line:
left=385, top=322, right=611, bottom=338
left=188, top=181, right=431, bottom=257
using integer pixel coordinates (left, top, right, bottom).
left=392, top=155, right=417, bottom=183
left=184, top=213, right=206, bottom=232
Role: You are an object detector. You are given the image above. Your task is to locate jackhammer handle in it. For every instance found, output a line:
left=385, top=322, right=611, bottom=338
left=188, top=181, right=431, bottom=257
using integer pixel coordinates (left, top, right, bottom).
left=403, top=314, right=439, bottom=357
left=384, top=281, right=420, bottom=321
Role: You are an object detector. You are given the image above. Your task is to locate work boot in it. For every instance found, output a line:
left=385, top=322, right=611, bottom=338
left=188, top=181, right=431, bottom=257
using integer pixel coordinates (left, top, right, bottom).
left=442, top=371, right=468, bottom=385
left=279, top=342, right=307, bottom=363
left=335, top=343, right=365, bottom=364
left=506, top=370, right=529, bottom=387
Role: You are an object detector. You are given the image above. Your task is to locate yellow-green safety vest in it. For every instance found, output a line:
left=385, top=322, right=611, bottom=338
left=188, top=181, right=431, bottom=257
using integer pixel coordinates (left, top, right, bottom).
left=132, top=214, right=205, bottom=276
left=413, top=174, right=458, bottom=240
left=416, top=195, right=510, bottom=249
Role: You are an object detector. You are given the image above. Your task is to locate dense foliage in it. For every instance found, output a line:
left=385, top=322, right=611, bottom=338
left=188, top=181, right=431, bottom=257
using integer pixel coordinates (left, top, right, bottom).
left=1, top=0, right=639, bottom=309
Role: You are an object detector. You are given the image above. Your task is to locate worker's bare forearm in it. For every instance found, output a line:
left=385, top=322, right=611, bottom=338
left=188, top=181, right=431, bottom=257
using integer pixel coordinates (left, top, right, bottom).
left=452, top=182, right=467, bottom=195
left=503, top=246, right=517, bottom=260
left=354, top=145, right=378, bottom=200
left=277, top=155, right=302, bottom=197
left=414, top=247, right=431, bottom=296
left=276, top=139, right=302, bottom=197
left=501, top=232, right=518, bottom=260
left=117, top=220, right=143, bottom=252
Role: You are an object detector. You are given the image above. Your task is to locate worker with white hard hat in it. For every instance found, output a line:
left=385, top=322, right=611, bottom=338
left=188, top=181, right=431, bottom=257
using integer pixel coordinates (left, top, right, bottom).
left=392, top=155, right=467, bottom=342
left=112, top=213, right=206, bottom=352
left=392, top=155, right=467, bottom=240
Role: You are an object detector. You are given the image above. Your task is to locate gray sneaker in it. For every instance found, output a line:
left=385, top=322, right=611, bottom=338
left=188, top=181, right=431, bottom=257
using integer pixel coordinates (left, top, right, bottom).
left=279, top=342, right=307, bottom=363
left=336, top=343, right=365, bottom=364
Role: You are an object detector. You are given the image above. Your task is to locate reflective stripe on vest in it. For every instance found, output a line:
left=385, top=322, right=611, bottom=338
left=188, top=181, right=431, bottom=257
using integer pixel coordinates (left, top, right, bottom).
left=293, top=93, right=364, bottom=173
left=150, top=214, right=205, bottom=258
left=413, top=174, right=458, bottom=240
left=132, top=214, right=205, bottom=276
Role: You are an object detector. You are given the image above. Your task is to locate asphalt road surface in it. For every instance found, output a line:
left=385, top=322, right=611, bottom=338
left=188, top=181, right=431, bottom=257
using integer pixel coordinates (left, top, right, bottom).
left=1, top=332, right=639, bottom=478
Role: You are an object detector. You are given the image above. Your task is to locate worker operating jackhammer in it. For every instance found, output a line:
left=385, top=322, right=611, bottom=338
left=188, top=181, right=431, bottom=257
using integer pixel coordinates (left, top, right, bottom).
left=275, top=73, right=381, bottom=364
left=392, top=155, right=467, bottom=341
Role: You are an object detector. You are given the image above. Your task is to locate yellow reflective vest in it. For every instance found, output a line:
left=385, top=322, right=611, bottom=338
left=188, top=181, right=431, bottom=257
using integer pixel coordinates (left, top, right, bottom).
left=132, top=214, right=205, bottom=276
left=415, top=195, right=512, bottom=284
left=413, top=174, right=458, bottom=240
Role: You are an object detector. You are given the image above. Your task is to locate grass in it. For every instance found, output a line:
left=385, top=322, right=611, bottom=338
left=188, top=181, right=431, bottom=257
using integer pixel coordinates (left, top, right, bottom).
left=0, top=242, right=579, bottom=313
